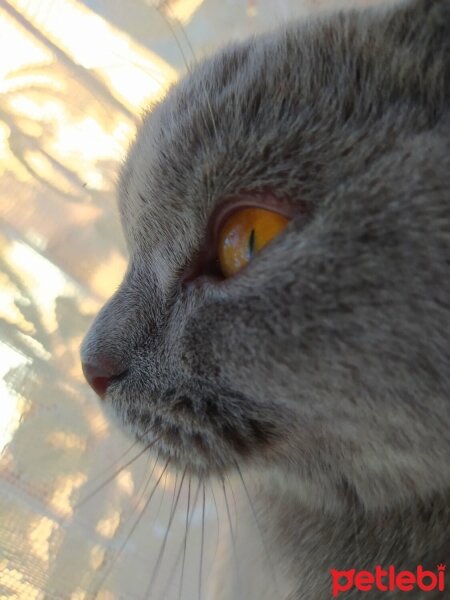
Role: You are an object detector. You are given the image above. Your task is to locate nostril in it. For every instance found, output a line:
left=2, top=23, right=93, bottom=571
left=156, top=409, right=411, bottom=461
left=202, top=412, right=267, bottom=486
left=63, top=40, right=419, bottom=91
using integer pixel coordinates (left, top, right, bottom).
left=91, top=375, right=112, bottom=398
left=82, top=359, right=127, bottom=399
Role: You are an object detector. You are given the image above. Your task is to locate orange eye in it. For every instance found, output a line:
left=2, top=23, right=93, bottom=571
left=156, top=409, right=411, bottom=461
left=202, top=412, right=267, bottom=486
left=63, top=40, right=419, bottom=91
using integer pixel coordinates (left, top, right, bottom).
left=218, top=207, right=289, bottom=277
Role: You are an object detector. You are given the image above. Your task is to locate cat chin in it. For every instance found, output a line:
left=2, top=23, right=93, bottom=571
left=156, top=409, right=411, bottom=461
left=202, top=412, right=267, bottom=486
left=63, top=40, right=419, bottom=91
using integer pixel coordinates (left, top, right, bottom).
left=102, top=382, right=450, bottom=516
left=101, top=393, right=253, bottom=478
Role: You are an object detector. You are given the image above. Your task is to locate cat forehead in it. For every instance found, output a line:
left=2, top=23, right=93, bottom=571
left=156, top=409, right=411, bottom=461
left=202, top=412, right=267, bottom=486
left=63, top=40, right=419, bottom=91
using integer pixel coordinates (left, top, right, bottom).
left=118, top=17, right=365, bottom=244
left=117, top=0, right=445, bottom=268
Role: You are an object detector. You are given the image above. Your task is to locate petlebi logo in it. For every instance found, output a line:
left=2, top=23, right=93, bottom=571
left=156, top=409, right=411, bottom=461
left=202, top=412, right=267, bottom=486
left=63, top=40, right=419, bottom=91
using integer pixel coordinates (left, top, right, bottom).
left=330, top=563, right=446, bottom=597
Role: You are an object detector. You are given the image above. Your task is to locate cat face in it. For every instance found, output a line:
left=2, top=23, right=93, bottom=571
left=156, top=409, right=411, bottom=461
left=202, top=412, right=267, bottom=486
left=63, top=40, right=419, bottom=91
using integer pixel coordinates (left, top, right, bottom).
left=81, top=0, right=450, bottom=513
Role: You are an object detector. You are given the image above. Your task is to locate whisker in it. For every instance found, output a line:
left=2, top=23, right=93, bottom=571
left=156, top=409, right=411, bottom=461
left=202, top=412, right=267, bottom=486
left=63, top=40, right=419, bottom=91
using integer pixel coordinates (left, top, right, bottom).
left=174, top=476, right=200, bottom=600
left=145, top=465, right=187, bottom=598
left=170, top=470, right=180, bottom=514
left=104, top=438, right=142, bottom=471
left=177, top=475, right=193, bottom=600
left=225, top=473, right=239, bottom=534
left=209, top=481, right=221, bottom=568
left=91, top=428, right=156, bottom=479
left=152, top=1, right=218, bottom=189
left=75, top=436, right=161, bottom=508
left=222, top=479, right=241, bottom=599
left=165, top=4, right=198, bottom=65
left=39, top=426, right=140, bottom=469
left=199, top=83, right=219, bottom=144
left=91, top=456, right=170, bottom=597
left=153, top=4, right=192, bottom=73
left=161, top=476, right=202, bottom=600
left=123, top=450, right=161, bottom=526
left=234, top=460, right=279, bottom=591
left=198, top=482, right=206, bottom=600
left=121, top=451, right=156, bottom=529
left=155, top=2, right=218, bottom=144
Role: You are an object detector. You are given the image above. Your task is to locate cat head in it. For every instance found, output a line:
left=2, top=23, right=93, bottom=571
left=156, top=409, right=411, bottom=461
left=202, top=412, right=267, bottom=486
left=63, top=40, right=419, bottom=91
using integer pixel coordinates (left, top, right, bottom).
left=81, top=0, right=450, bottom=513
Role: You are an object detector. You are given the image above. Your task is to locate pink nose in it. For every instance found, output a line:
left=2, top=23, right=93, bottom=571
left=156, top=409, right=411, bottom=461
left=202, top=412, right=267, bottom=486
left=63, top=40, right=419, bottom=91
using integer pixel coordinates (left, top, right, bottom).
left=82, top=358, right=126, bottom=399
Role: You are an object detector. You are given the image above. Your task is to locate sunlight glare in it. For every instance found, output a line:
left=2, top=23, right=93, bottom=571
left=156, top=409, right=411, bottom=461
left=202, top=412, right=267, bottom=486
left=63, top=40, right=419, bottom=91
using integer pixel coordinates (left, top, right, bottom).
left=164, top=0, right=205, bottom=24
left=12, top=0, right=178, bottom=109
left=5, top=240, right=78, bottom=333
left=28, top=515, right=59, bottom=563
left=0, top=342, right=30, bottom=455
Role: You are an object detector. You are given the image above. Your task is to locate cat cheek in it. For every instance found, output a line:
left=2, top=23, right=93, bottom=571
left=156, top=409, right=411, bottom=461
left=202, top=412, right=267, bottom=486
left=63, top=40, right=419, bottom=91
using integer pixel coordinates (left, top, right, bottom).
left=178, top=325, right=223, bottom=381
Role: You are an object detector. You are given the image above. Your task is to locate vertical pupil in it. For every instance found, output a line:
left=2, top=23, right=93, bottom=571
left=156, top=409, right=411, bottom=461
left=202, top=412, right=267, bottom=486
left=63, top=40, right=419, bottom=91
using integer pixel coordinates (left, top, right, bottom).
left=248, top=228, right=256, bottom=259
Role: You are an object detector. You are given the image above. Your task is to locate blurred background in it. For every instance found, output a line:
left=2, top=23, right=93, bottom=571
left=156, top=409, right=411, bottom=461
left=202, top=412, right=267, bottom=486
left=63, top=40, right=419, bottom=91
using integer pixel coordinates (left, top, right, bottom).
left=0, top=1, right=380, bottom=598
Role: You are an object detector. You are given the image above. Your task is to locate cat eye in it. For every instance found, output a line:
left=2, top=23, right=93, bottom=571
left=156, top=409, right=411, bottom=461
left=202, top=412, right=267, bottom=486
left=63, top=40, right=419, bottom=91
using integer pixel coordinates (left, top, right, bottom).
left=217, top=207, right=290, bottom=277
left=181, top=194, right=303, bottom=287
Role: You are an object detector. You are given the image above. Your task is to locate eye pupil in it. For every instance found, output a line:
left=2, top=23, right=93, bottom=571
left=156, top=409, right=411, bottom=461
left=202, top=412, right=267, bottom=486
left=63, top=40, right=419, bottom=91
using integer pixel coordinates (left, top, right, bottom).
left=217, top=207, right=290, bottom=278
left=248, top=228, right=256, bottom=259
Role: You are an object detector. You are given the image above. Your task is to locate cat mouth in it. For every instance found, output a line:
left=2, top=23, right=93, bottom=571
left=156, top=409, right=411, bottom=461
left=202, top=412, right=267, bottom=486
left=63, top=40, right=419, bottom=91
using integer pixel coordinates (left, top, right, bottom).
left=108, top=382, right=276, bottom=475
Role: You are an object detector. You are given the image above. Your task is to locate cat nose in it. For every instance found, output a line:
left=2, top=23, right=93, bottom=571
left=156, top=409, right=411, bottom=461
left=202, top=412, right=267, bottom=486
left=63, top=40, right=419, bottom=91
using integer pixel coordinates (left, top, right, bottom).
left=82, top=356, right=126, bottom=399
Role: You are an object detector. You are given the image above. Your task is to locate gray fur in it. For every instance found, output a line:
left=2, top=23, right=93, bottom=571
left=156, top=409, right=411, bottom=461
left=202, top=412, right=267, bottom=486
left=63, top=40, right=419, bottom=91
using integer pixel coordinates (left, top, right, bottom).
left=81, top=1, right=450, bottom=597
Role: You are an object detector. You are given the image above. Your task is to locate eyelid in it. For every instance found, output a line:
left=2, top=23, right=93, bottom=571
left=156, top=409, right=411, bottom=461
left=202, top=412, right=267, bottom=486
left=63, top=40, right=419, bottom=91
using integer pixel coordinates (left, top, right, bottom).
left=181, top=191, right=306, bottom=286
left=209, top=193, right=303, bottom=248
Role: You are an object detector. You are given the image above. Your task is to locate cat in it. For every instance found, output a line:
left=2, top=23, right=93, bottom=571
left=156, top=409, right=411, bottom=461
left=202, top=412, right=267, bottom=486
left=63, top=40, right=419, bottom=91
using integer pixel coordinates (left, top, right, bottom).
left=80, top=0, right=450, bottom=597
